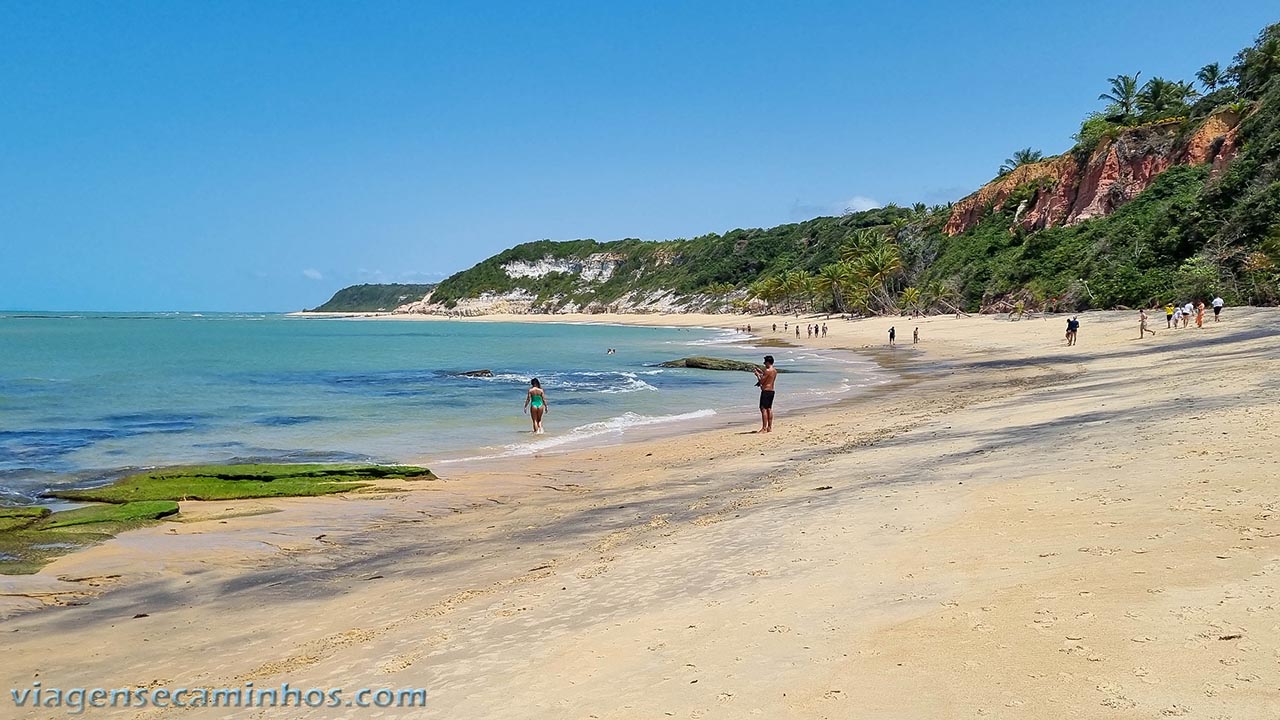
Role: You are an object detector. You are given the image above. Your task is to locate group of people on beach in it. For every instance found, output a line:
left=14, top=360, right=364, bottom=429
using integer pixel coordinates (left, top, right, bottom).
left=1138, top=297, right=1225, bottom=339
left=1164, top=297, right=1224, bottom=329
left=1065, top=296, right=1226, bottom=345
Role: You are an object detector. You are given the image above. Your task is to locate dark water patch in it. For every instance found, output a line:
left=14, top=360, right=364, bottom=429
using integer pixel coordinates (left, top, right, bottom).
left=225, top=449, right=378, bottom=465
left=1, top=413, right=211, bottom=469
left=193, top=441, right=248, bottom=450
left=0, top=428, right=119, bottom=467
left=252, top=415, right=325, bottom=427
left=100, top=412, right=204, bottom=434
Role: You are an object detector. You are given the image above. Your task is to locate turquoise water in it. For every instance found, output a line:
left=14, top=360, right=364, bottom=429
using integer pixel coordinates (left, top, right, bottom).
left=0, top=313, right=879, bottom=504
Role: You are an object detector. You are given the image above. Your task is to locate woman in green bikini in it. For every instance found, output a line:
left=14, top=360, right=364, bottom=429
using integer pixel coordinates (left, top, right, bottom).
left=523, top=378, right=548, bottom=434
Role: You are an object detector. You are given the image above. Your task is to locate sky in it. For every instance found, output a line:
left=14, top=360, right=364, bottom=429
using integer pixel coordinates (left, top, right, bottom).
left=2, top=2, right=1276, bottom=311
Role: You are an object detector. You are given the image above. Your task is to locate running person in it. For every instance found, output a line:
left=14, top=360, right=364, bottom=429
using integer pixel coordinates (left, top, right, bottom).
left=752, top=355, right=778, bottom=433
left=523, top=378, right=548, bottom=434
left=1139, top=308, right=1156, bottom=338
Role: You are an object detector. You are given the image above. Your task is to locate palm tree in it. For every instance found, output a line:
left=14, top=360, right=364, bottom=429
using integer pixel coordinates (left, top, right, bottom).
left=844, top=273, right=876, bottom=315
left=911, top=202, right=927, bottom=217
left=1197, top=62, right=1222, bottom=92
left=854, top=243, right=903, bottom=312
left=815, top=263, right=854, bottom=313
left=921, top=280, right=952, bottom=313
left=900, top=287, right=922, bottom=315
left=749, top=276, right=785, bottom=311
left=780, top=270, right=814, bottom=311
left=998, top=148, right=1043, bottom=176
left=1137, top=76, right=1193, bottom=118
left=1099, top=72, right=1141, bottom=118
left=839, top=228, right=882, bottom=264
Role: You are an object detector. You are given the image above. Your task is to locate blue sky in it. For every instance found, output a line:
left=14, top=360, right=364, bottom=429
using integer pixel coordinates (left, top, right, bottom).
left=2, top=2, right=1276, bottom=311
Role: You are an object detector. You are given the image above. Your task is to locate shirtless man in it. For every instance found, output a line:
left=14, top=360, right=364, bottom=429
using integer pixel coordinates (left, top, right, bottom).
left=752, top=355, right=778, bottom=433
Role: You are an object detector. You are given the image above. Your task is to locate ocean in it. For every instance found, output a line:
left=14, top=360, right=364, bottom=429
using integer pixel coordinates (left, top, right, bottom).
left=0, top=312, right=881, bottom=505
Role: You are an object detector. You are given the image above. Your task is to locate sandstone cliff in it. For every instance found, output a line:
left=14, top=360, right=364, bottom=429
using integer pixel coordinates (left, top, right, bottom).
left=944, top=109, right=1243, bottom=236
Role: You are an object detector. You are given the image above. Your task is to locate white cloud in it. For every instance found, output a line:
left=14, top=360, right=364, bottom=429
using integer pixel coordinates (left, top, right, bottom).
left=840, top=195, right=882, bottom=213
left=302, top=268, right=324, bottom=281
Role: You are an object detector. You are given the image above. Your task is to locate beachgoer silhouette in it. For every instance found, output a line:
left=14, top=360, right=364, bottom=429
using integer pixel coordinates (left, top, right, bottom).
left=888, top=326, right=896, bottom=346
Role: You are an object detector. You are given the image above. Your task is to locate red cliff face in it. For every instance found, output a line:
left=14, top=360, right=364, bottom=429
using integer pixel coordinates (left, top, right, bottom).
left=944, top=110, right=1243, bottom=236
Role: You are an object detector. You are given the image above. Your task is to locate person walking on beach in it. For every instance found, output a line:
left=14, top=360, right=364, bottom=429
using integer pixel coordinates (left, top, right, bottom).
left=752, top=355, right=778, bottom=434
left=523, top=378, right=548, bottom=434
left=1165, top=303, right=1175, bottom=328
left=1212, top=296, right=1224, bottom=322
left=888, top=326, right=896, bottom=346
left=913, top=327, right=919, bottom=344
left=1195, top=301, right=1205, bottom=328
left=1183, top=302, right=1194, bottom=328
left=1173, top=306, right=1183, bottom=328
left=1138, top=309, right=1156, bottom=338
left=796, top=326, right=800, bottom=338
left=1065, top=316, right=1079, bottom=346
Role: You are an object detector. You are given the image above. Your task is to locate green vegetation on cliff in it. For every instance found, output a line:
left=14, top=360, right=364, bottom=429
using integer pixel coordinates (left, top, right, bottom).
left=325, top=22, right=1280, bottom=314
left=425, top=207, right=913, bottom=310
left=311, top=283, right=435, bottom=312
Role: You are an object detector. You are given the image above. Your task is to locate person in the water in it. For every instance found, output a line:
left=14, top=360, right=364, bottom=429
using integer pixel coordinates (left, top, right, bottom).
left=523, top=378, right=548, bottom=434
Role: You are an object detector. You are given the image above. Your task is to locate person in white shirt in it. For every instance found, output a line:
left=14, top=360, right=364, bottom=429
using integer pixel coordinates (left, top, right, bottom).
left=1173, top=307, right=1183, bottom=327
left=1212, top=296, right=1224, bottom=322
left=1182, top=302, right=1194, bottom=328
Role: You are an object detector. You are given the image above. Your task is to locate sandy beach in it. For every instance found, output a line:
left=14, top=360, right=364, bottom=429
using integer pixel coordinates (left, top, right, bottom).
left=4, top=308, right=1280, bottom=719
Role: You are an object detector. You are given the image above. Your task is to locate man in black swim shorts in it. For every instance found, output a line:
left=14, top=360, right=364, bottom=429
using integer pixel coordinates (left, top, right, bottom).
left=752, top=355, right=778, bottom=433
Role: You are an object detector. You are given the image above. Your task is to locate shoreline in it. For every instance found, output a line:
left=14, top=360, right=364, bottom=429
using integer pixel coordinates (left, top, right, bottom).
left=4, top=308, right=1279, bottom=718
left=3, top=313, right=875, bottom=507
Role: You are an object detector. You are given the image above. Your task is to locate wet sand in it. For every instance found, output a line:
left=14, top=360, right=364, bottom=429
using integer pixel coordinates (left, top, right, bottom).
left=4, top=308, right=1279, bottom=719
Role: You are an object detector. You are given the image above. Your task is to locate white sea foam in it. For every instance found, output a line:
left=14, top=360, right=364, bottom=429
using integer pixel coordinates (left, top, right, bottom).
left=502, top=409, right=716, bottom=455
left=439, top=408, right=719, bottom=464
left=680, top=331, right=746, bottom=346
left=462, top=370, right=655, bottom=393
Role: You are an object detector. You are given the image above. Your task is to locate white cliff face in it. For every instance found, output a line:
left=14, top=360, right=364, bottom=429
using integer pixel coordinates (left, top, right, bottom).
left=394, top=249, right=739, bottom=316
left=501, top=253, right=622, bottom=282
